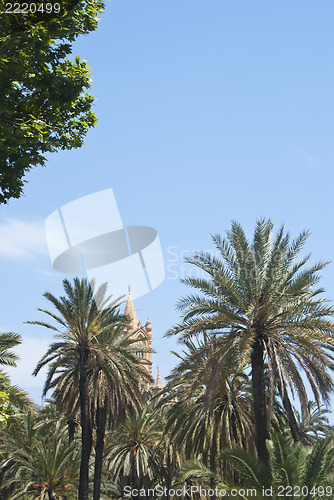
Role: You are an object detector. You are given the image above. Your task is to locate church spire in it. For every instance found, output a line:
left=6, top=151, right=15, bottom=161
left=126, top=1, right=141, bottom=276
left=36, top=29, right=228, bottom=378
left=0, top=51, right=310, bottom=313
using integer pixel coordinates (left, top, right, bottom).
left=124, top=285, right=139, bottom=329
left=155, top=369, right=163, bottom=389
left=123, top=286, right=155, bottom=390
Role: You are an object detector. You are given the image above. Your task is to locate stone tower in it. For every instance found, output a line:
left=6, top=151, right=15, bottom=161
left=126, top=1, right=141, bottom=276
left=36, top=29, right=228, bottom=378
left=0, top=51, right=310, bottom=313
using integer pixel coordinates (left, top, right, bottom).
left=124, top=286, right=153, bottom=388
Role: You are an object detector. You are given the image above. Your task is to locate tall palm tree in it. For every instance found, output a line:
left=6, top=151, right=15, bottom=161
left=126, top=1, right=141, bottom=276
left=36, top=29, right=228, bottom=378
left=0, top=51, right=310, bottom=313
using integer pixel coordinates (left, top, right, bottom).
left=30, top=279, right=119, bottom=500
left=45, top=329, right=151, bottom=500
left=167, top=220, right=334, bottom=468
left=30, top=278, right=151, bottom=500
left=30, top=279, right=106, bottom=500
left=89, top=324, right=151, bottom=500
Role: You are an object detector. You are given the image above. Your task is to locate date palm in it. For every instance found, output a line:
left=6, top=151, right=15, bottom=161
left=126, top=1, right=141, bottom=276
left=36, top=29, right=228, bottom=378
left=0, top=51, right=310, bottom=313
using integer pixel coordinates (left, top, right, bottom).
left=40, top=328, right=151, bottom=500
left=167, top=220, right=334, bottom=468
left=30, top=279, right=123, bottom=500
left=106, top=402, right=164, bottom=498
left=0, top=412, right=80, bottom=500
left=164, top=336, right=254, bottom=474
left=30, top=278, right=151, bottom=500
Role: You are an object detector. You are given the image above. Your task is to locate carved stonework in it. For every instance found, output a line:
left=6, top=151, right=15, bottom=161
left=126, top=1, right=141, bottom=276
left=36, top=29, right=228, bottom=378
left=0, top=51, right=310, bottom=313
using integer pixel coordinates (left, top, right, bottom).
left=124, top=287, right=164, bottom=392
left=124, top=287, right=152, bottom=389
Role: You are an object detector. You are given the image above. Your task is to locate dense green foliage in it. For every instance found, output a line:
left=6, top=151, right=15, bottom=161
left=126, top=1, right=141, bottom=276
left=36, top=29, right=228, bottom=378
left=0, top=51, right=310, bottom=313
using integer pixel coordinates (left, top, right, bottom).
left=1, top=412, right=80, bottom=499
left=0, top=221, right=334, bottom=499
left=0, top=0, right=104, bottom=204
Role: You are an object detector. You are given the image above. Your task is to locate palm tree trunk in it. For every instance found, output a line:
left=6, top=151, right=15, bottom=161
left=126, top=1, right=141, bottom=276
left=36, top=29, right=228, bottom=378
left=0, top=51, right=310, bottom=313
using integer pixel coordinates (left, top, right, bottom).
left=79, top=348, right=92, bottom=500
left=165, top=445, right=172, bottom=500
left=251, top=338, right=270, bottom=469
left=210, top=446, right=217, bottom=500
left=93, top=401, right=107, bottom=500
left=282, top=390, right=301, bottom=443
left=67, top=418, right=77, bottom=445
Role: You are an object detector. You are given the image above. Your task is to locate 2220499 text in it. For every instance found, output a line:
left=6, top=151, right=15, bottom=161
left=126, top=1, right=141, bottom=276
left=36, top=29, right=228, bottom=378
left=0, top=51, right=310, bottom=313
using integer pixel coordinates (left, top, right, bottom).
left=5, top=3, right=60, bottom=13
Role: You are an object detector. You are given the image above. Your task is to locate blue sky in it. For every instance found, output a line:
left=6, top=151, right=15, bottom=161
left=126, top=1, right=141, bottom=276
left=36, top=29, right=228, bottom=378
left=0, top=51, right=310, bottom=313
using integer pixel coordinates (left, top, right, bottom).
left=1, top=0, right=334, bottom=420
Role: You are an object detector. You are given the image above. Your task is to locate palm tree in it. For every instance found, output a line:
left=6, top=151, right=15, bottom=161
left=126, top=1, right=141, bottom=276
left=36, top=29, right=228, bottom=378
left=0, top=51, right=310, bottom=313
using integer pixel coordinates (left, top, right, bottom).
left=0, top=413, right=80, bottom=499
left=164, top=335, right=254, bottom=474
left=89, top=324, right=151, bottom=500
left=43, top=334, right=149, bottom=500
left=179, top=434, right=334, bottom=499
left=30, top=278, right=151, bottom=500
left=167, top=220, right=334, bottom=468
left=296, top=401, right=334, bottom=444
left=106, top=402, right=164, bottom=499
left=29, top=279, right=120, bottom=500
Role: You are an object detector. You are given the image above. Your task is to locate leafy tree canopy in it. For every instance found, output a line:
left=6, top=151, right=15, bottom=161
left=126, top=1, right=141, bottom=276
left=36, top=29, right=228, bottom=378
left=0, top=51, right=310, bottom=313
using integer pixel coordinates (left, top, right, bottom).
left=0, top=381, right=11, bottom=426
left=0, top=372, right=36, bottom=425
left=0, top=0, right=105, bottom=204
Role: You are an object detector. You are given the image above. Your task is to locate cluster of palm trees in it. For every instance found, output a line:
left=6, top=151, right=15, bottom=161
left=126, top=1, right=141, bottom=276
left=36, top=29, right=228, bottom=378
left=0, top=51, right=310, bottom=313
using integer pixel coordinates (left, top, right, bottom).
left=0, top=219, right=334, bottom=499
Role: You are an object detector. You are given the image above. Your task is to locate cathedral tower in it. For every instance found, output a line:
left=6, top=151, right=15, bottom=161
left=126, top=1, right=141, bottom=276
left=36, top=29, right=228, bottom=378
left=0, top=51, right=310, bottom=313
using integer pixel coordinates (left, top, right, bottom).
left=124, top=286, right=153, bottom=388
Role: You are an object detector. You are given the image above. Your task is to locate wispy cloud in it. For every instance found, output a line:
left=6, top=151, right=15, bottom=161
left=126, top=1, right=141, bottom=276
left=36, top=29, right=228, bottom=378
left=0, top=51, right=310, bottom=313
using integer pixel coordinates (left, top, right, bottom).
left=0, top=217, right=47, bottom=259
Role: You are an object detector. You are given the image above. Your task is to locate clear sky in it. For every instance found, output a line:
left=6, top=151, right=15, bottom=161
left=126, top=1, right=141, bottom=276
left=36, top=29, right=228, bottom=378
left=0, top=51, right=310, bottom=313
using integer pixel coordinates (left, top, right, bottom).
left=1, top=0, right=334, bottom=421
